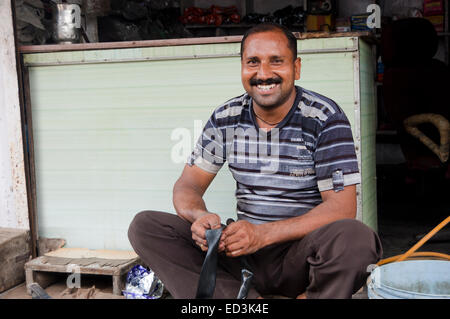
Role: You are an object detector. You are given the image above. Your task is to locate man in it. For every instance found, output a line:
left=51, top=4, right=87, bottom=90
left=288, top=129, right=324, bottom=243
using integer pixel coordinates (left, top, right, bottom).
left=128, top=23, right=383, bottom=299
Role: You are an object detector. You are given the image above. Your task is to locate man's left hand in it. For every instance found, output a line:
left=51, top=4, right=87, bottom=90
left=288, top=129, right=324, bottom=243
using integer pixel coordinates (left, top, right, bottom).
left=221, top=220, right=263, bottom=257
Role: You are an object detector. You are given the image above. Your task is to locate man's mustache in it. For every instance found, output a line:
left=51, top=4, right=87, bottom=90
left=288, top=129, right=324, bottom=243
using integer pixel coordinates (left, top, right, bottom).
left=250, top=77, right=282, bottom=86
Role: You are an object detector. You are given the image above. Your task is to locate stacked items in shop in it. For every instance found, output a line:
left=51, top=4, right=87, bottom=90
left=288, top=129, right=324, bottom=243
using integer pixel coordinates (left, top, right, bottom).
left=335, top=18, right=351, bottom=32
left=14, top=0, right=52, bottom=45
left=179, top=5, right=241, bottom=26
left=350, top=13, right=371, bottom=31
left=242, top=5, right=305, bottom=29
left=98, top=0, right=192, bottom=42
left=306, top=14, right=334, bottom=31
left=423, top=0, right=445, bottom=32
left=305, top=0, right=336, bottom=31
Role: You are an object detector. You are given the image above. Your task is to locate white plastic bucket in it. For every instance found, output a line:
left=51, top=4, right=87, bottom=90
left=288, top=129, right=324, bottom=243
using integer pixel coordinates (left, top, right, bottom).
left=367, top=260, right=450, bottom=299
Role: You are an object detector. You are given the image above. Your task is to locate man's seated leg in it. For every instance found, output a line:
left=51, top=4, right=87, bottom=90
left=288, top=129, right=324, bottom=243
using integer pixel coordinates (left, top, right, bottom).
left=272, top=219, right=383, bottom=299
left=128, top=210, right=256, bottom=298
left=302, top=219, right=382, bottom=299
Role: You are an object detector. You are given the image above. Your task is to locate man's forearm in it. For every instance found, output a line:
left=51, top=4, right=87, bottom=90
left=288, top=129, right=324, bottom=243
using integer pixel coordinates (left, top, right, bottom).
left=256, top=187, right=357, bottom=248
left=172, top=181, right=209, bottom=223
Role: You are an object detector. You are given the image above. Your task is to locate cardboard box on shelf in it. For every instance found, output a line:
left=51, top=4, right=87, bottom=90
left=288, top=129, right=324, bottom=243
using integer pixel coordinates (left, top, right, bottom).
left=335, top=17, right=351, bottom=33
left=351, top=13, right=371, bottom=31
left=423, top=0, right=444, bottom=16
left=306, top=14, right=334, bottom=32
left=424, top=15, right=444, bottom=32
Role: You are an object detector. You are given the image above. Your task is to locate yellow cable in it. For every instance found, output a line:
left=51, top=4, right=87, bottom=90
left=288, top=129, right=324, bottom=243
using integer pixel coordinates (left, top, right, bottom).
left=377, top=251, right=450, bottom=266
left=377, top=215, right=450, bottom=266
left=397, top=216, right=450, bottom=262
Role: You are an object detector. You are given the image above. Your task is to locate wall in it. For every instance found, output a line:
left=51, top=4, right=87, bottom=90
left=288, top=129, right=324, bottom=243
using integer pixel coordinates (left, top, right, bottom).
left=0, top=1, right=29, bottom=230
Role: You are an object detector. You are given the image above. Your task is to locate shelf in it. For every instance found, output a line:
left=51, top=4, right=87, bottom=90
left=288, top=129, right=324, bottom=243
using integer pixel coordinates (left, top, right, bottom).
left=184, top=23, right=305, bottom=29
left=184, top=23, right=255, bottom=29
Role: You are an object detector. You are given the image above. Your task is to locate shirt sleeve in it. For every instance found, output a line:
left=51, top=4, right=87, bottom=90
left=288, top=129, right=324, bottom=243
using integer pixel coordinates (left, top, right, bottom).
left=314, top=112, right=361, bottom=192
left=186, top=112, right=227, bottom=174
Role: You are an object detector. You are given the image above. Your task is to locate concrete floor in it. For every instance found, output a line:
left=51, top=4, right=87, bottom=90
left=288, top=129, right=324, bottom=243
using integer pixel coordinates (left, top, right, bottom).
left=378, top=214, right=450, bottom=259
left=376, top=164, right=450, bottom=259
left=0, top=275, right=125, bottom=299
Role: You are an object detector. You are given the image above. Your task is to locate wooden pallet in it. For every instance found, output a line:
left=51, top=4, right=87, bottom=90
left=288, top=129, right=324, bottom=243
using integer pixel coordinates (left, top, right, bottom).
left=24, top=250, right=140, bottom=296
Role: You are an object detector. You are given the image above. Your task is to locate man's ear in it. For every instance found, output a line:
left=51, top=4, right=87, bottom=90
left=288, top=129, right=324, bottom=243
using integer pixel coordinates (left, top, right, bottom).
left=294, top=57, right=301, bottom=80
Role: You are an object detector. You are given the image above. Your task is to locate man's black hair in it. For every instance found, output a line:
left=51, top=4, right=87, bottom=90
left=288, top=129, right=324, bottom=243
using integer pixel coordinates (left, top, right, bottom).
left=240, top=23, right=298, bottom=61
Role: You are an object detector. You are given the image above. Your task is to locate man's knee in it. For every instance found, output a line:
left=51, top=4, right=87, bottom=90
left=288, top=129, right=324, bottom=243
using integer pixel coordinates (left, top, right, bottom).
left=128, top=210, right=167, bottom=247
left=128, top=210, right=192, bottom=248
left=128, top=211, right=148, bottom=246
left=330, top=219, right=383, bottom=266
left=331, top=218, right=372, bottom=238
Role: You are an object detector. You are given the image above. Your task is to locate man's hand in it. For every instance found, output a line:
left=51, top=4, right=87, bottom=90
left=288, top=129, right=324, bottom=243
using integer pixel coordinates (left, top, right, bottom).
left=191, top=213, right=223, bottom=252
left=222, top=220, right=264, bottom=257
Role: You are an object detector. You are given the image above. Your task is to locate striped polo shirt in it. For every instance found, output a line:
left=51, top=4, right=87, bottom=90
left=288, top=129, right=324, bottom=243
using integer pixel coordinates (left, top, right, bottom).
left=187, top=86, right=360, bottom=224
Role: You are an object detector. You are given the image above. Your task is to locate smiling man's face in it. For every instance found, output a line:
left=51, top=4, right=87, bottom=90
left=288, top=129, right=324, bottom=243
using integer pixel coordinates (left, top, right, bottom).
left=241, top=30, right=301, bottom=111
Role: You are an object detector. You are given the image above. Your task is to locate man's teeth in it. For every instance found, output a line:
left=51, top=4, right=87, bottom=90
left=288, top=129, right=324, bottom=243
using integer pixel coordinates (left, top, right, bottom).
left=257, top=84, right=276, bottom=91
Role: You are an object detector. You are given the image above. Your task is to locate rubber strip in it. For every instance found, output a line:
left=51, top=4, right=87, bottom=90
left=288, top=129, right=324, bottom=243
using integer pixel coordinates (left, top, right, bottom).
left=195, top=223, right=254, bottom=299
left=195, top=228, right=222, bottom=299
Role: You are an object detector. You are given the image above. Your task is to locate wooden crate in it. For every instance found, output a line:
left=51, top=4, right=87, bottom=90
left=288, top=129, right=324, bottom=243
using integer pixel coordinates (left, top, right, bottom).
left=24, top=249, right=141, bottom=296
left=0, top=228, right=31, bottom=293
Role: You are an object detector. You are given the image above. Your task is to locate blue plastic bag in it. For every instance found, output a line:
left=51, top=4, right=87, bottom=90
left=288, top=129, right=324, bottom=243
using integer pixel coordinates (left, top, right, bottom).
left=122, top=265, right=164, bottom=299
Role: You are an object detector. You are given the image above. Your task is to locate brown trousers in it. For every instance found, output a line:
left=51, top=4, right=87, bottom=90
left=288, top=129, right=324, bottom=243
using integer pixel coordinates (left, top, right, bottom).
left=127, top=211, right=383, bottom=299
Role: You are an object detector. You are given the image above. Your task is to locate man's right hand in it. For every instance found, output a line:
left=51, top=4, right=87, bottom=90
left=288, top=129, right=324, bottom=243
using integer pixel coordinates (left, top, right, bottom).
left=191, top=213, right=223, bottom=252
